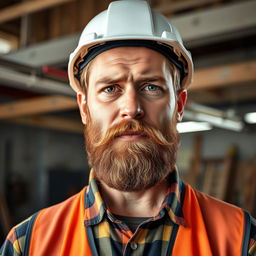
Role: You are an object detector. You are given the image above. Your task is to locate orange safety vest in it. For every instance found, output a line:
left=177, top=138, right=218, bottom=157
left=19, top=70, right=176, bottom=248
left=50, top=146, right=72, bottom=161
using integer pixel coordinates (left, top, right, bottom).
left=24, top=184, right=251, bottom=256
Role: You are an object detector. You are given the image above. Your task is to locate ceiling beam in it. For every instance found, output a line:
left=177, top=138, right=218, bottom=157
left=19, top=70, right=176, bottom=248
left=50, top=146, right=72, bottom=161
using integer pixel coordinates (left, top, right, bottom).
left=0, top=0, right=74, bottom=24
left=171, top=0, right=256, bottom=47
left=154, top=0, right=220, bottom=14
left=1, top=33, right=79, bottom=67
left=191, top=60, right=256, bottom=90
left=2, top=115, right=83, bottom=133
left=2, top=1, right=256, bottom=66
left=0, top=95, right=77, bottom=119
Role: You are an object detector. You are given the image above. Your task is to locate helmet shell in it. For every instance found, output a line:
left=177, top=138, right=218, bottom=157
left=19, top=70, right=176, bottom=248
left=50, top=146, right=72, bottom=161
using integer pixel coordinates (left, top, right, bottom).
left=68, top=0, right=193, bottom=92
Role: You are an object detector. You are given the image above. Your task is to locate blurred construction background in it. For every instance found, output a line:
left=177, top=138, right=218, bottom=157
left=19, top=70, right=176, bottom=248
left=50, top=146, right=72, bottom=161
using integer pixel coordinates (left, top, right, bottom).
left=0, top=0, right=256, bottom=243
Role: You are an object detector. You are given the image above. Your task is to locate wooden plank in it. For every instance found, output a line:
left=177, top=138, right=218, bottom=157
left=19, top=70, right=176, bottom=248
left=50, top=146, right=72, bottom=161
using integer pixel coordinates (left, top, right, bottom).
left=65, top=1, right=78, bottom=35
left=201, top=161, right=216, bottom=195
left=154, top=0, right=220, bottom=14
left=49, top=6, right=61, bottom=39
left=0, top=96, right=78, bottom=119
left=192, top=60, right=256, bottom=91
left=30, top=8, right=49, bottom=43
left=186, top=134, right=202, bottom=188
left=0, top=0, right=74, bottom=24
left=217, top=146, right=236, bottom=201
left=4, top=115, right=83, bottom=133
left=243, top=158, right=256, bottom=214
left=78, top=0, right=96, bottom=31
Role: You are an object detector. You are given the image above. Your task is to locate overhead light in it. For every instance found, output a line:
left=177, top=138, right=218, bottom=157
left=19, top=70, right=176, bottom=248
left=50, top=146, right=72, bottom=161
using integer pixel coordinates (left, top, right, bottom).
left=0, top=39, right=12, bottom=54
left=244, top=112, right=256, bottom=124
left=184, top=110, right=244, bottom=132
left=177, top=121, right=212, bottom=133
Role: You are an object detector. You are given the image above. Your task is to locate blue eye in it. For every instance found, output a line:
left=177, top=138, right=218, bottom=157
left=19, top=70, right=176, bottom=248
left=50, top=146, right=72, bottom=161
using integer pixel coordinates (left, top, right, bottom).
left=142, top=84, right=165, bottom=98
left=146, top=84, right=159, bottom=91
left=103, top=85, right=116, bottom=93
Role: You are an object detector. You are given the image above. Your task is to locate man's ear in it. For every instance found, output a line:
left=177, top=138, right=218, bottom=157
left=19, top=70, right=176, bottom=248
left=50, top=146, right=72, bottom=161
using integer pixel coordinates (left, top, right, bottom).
left=177, top=89, right=187, bottom=122
left=77, top=91, right=87, bottom=125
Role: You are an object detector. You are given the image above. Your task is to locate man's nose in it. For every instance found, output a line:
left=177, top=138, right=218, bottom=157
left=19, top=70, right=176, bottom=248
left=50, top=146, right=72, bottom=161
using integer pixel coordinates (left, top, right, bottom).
left=119, top=87, right=144, bottom=120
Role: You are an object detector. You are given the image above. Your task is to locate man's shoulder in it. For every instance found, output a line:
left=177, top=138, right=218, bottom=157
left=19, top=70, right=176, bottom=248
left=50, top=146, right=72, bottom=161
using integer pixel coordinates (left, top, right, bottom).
left=38, top=186, right=88, bottom=219
left=187, top=184, right=242, bottom=212
left=185, top=184, right=247, bottom=229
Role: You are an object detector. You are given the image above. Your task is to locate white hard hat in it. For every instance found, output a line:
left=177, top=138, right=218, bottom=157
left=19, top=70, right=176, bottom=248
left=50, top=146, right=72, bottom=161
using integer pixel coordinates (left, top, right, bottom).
left=68, top=0, right=193, bottom=92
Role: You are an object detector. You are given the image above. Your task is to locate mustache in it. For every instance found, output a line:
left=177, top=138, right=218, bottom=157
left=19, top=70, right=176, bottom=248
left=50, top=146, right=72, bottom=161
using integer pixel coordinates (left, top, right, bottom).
left=93, top=119, right=173, bottom=147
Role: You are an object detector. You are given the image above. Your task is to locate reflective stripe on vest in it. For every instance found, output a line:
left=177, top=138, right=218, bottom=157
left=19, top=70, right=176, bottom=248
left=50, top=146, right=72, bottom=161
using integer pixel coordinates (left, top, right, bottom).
left=27, top=185, right=248, bottom=255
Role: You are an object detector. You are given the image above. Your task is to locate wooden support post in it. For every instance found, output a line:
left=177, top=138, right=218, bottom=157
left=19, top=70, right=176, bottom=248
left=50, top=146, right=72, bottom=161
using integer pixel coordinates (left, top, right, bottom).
left=50, top=6, right=62, bottom=39
left=200, top=146, right=237, bottom=202
left=185, top=134, right=202, bottom=188
left=243, top=157, right=256, bottom=215
left=78, top=0, right=96, bottom=30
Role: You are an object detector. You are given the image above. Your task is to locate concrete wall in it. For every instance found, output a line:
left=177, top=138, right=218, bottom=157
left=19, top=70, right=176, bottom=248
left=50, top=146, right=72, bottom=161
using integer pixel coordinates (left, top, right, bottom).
left=0, top=122, right=88, bottom=222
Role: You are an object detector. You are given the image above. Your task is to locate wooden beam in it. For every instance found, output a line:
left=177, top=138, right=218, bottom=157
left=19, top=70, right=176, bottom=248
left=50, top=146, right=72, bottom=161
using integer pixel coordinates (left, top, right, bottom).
left=191, top=60, right=256, bottom=91
left=0, top=0, right=74, bottom=24
left=154, top=0, right=220, bottom=14
left=0, top=96, right=78, bottom=119
left=4, top=115, right=83, bottom=133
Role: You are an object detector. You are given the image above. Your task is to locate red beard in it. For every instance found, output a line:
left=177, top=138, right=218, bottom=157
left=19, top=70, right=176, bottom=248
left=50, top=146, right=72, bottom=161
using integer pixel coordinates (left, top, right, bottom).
left=84, top=115, right=179, bottom=192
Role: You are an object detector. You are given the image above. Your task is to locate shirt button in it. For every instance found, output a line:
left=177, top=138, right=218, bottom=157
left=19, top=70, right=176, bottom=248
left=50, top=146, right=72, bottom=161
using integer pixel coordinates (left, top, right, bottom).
left=130, top=241, right=138, bottom=250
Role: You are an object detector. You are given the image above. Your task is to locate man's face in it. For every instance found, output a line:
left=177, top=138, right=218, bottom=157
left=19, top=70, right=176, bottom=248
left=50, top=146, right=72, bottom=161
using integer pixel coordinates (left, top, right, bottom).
left=77, top=47, right=187, bottom=191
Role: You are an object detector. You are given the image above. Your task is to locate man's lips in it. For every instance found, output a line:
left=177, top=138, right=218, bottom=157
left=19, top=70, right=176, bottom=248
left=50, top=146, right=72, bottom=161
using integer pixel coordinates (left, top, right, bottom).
left=115, top=131, right=147, bottom=140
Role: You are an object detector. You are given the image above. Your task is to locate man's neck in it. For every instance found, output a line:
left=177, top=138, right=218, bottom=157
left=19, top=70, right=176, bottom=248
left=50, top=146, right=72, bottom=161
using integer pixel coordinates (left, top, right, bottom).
left=99, top=178, right=169, bottom=217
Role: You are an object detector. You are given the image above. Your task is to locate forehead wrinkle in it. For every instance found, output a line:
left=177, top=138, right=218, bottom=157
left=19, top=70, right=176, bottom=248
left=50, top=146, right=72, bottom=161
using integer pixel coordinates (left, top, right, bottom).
left=98, top=47, right=160, bottom=67
left=109, top=55, right=143, bottom=65
left=89, top=47, right=172, bottom=87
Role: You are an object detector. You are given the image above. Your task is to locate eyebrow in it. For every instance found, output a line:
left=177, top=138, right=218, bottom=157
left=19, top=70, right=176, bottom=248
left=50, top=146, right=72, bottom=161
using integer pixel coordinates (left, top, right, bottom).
left=136, top=76, right=166, bottom=84
left=95, top=74, right=167, bottom=86
left=95, top=75, right=127, bottom=86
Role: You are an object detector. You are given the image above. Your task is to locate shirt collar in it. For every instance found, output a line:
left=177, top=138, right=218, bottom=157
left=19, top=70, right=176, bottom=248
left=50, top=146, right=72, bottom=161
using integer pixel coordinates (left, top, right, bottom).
left=160, top=168, right=186, bottom=227
left=84, top=168, right=186, bottom=227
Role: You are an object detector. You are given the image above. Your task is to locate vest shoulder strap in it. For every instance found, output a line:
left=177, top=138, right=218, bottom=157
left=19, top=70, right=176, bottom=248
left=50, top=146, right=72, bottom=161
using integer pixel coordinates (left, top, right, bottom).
left=242, top=210, right=252, bottom=255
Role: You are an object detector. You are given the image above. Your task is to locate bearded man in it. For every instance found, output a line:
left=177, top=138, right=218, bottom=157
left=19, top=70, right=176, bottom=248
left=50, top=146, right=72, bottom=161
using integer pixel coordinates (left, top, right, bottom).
left=1, top=1, right=256, bottom=256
